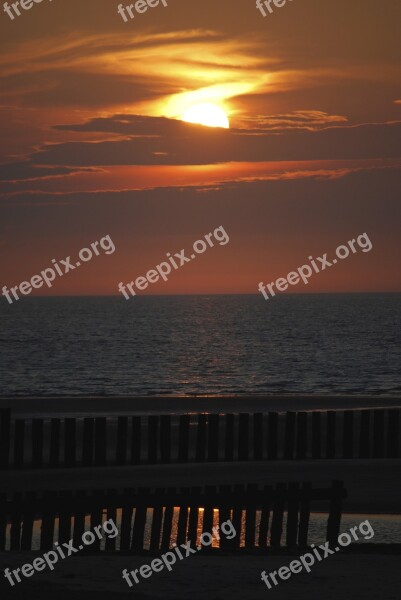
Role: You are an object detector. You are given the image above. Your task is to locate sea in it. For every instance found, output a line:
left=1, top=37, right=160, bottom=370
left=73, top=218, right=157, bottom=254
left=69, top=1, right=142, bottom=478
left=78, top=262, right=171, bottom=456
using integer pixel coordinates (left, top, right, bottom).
left=0, top=293, right=400, bottom=397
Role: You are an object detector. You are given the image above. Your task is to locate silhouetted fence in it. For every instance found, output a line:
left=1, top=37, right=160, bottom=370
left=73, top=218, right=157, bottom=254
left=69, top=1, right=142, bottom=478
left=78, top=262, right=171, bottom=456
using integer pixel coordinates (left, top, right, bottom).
left=0, top=407, right=399, bottom=469
left=0, top=480, right=346, bottom=552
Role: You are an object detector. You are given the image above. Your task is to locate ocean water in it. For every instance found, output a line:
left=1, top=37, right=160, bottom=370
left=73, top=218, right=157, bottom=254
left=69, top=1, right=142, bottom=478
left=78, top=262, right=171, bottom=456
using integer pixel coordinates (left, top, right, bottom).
left=0, top=294, right=400, bottom=397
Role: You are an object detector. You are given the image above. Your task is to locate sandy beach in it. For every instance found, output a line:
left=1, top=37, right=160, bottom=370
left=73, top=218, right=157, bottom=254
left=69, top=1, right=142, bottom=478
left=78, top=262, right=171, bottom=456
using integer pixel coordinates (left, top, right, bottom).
left=1, top=396, right=400, bottom=599
left=2, top=459, right=401, bottom=514
left=1, top=549, right=401, bottom=600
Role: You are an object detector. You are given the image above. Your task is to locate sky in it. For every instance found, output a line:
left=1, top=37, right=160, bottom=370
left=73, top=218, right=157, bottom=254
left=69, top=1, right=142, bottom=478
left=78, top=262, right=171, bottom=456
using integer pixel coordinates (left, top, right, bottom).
left=0, top=0, right=400, bottom=296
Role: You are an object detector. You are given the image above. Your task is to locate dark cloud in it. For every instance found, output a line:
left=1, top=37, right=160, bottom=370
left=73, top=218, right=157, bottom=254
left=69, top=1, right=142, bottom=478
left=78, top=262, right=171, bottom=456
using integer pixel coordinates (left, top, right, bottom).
left=53, top=114, right=185, bottom=135
left=1, top=116, right=399, bottom=182
left=0, top=163, right=99, bottom=183
left=0, top=111, right=401, bottom=181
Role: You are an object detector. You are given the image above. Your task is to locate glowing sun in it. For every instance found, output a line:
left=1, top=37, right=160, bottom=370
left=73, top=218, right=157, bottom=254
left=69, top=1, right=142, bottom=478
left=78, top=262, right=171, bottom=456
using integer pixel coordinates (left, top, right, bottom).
left=182, top=103, right=230, bottom=129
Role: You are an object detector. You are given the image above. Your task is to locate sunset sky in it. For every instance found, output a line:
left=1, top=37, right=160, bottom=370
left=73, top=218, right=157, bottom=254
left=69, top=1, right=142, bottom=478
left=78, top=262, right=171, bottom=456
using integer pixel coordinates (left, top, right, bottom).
left=1, top=0, right=400, bottom=296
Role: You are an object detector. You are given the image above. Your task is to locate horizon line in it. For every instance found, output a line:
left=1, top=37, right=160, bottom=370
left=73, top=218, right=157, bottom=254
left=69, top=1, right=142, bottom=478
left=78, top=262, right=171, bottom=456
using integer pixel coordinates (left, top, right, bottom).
left=2, top=291, right=400, bottom=299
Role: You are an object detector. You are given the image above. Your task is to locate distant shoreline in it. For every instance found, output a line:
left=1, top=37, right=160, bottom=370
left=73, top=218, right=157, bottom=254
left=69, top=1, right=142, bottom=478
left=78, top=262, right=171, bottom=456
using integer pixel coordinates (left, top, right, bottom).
left=1, top=395, right=400, bottom=417
left=1, top=291, right=401, bottom=300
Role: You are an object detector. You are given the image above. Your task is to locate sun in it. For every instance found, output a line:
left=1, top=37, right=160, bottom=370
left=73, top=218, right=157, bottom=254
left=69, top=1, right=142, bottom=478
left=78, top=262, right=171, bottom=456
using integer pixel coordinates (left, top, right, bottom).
left=182, top=103, right=230, bottom=129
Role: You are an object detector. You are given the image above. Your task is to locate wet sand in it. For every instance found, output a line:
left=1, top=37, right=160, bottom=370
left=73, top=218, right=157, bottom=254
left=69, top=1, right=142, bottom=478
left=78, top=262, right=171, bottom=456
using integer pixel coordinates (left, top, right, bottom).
left=1, top=395, right=400, bottom=417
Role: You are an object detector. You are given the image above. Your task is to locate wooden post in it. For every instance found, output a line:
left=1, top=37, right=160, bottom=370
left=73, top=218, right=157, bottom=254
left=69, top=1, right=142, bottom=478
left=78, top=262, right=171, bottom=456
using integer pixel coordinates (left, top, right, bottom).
left=231, top=484, right=244, bottom=549
left=244, top=483, right=257, bottom=549
left=10, top=492, right=22, bottom=551
left=130, top=416, right=141, bottom=465
left=94, top=417, right=107, bottom=466
left=90, top=491, right=104, bottom=552
left=116, top=416, right=128, bottom=466
left=312, top=412, right=321, bottom=459
left=373, top=409, right=385, bottom=458
left=177, top=496, right=189, bottom=545
left=296, top=412, right=308, bottom=460
left=238, top=413, right=249, bottom=461
left=201, top=485, right=214, bottom=545
left=64, top=418, right=76, bottom=468
left=218, top=485, right=232, bottom=549
left=150, top=497, right=164, bottom=551
left=253, top=413, right=263, bottom=460
left=120, top=490, right=133, bottom=552
left=148, top=416, right=158, bottom=464
left=131, top=500, right=148, bottom=552
left=160, top=415, right=171, bottom=464
left=195, top=414, right=207, bottom=462
left=267, top=412, right=278, bottom=460
left=49, top=418, right=61, bottom=468
left=178, top=414, right=190, bottom=463
left=359, top=410, right=370, bottom=458
left=284, top=412, right=296, bottom=460
left=0, top=408, right=11, bottom=470
left=270, top=483, right=286, bottom=548
left=82, top=418, right=94, bottom=467
left=327, top=480, right=346, bottom=546
left=161, top=488, right=176, bottom=550
left=387, top=408, right=399, bottom=458
left=32, top=419, right=44, bottom=469
left=40, top=491, right=56, bottom=551
left=286, top=482, right=299, bottom=548
left=224, top=413, right=235, bottom=461
left=298, top=482, right=311, bottom=547
left=72, top=491, right=86, bottom=550
left=258, top=485, right=272, bottom=549
left=58, top=491, right=72, bottom=545
left=0, top=494, right=7, bottom=551
left=105, top=491, right=117, bottom=552
left=161, top=508, right=174, bottom=550
left=187, top=487, right=201, bottom=547
left=342, top=411, right=354, bottom=458
left=208, top=414, right=219, bottom=462
left=326, top=411, right=336, bottom=459
left=21, top=491, right=36, bottom=551
left=14, top=419, right=25, bottom=469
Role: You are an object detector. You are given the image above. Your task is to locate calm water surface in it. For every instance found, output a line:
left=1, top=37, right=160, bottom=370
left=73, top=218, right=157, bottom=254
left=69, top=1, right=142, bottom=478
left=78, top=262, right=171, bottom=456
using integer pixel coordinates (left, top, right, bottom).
left=0, top=294, right=400, bottom=397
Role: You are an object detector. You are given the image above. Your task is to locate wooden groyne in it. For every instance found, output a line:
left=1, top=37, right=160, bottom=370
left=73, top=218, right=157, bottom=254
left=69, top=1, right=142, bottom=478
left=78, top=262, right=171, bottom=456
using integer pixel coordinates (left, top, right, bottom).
left=0, top=407, right=399, bottom=469
left=0, top=480, right=346, bottom=553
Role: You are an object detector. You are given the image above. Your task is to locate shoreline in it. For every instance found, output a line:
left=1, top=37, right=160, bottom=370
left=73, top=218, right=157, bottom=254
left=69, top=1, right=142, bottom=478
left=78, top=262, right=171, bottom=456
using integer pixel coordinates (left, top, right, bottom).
left=1, top=395, right=401, bottom=417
